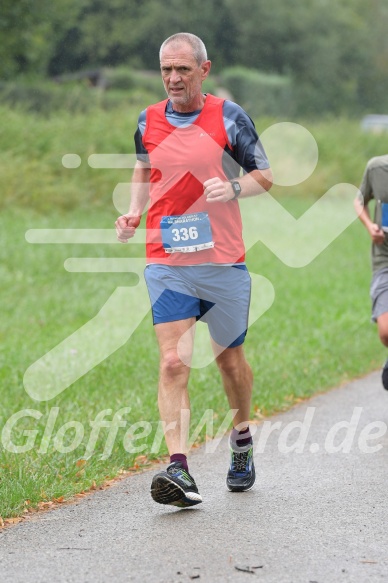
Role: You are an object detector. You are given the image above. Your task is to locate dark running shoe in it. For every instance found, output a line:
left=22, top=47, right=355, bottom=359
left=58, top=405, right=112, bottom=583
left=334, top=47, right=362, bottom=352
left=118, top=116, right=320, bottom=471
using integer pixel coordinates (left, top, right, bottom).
left=226, top=445, right=255, bottom=492
left=150, top=461, right=202, bottom=507
left=382, top=359, right=388, bottom=390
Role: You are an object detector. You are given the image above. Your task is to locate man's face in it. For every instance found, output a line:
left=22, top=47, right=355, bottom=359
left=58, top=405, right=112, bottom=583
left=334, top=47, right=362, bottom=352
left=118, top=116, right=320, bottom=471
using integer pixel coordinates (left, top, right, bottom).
left=160, top=42, right=211, bottom=111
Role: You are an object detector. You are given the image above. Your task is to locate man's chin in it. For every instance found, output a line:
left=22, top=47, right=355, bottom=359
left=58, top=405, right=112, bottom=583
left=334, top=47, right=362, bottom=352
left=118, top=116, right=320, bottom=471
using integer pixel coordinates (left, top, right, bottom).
left=169, top=97, right=184, bottom=105
left=168, top=92, right=188, bottom=105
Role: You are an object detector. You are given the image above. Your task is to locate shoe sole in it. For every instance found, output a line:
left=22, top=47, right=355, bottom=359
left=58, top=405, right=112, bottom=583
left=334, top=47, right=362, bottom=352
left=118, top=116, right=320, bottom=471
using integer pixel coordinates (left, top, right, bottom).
left=382, top=366, right=388, bottom=390
left=150, top=475, right=202, bottom=507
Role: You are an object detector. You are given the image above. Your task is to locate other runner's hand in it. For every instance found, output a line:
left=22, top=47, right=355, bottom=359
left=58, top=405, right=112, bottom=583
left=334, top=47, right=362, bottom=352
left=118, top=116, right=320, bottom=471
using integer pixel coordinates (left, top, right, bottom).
left=115, top=215, right=141, bottom=243
left=369, top=223, right=385, bottom=245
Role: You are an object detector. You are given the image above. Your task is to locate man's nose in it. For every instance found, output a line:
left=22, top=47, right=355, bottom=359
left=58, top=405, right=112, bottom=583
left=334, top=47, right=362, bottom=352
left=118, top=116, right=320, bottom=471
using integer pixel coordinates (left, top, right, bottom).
left=170, top=69, right=181, bottom=83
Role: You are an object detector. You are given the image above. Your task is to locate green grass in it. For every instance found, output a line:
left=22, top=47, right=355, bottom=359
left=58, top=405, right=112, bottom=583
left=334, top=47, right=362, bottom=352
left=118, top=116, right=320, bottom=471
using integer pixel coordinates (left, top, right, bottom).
left=0, top=204, right=383, bottom=520
left=1, top=105, right=388, bottom=520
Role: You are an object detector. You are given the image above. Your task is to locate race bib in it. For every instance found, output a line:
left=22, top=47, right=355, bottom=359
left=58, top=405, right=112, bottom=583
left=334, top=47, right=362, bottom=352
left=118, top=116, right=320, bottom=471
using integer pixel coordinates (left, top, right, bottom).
left=160, top=212, right=214, bottom=253
left=382, top=203, right=388, bottom=232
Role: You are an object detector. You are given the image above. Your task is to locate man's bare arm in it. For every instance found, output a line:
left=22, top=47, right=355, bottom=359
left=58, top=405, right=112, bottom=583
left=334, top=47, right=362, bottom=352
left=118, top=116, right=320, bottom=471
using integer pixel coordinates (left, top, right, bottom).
left=115, top=161, right=151, bottom=243
left=204, top=168, right=273, bottom=203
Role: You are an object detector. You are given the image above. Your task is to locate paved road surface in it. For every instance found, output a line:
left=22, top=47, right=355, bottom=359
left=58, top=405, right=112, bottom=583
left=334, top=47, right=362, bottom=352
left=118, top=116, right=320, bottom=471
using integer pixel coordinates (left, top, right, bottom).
left=1, top=372, right=387, bottom=583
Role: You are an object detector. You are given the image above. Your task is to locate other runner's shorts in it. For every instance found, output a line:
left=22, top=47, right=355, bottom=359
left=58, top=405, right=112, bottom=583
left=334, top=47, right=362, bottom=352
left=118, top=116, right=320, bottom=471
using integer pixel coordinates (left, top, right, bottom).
left=370, top=267, right=388, bottom=322
left=144, top=264, right=251, bottom=348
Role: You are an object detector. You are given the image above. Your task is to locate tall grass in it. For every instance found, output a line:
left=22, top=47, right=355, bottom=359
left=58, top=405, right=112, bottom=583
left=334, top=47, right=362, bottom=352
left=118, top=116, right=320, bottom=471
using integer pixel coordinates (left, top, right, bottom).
left=2, top=105, right=388, bottom=212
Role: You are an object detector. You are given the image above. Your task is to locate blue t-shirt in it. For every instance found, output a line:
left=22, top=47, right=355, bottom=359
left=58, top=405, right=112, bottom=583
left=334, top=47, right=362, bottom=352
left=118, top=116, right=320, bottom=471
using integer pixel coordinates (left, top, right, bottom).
left=134, top=98, right=269, bottom=180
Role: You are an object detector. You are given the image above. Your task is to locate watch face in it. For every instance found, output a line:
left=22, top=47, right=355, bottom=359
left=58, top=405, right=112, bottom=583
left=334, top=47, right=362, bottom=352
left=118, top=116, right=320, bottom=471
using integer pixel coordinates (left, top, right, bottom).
left=232, top=181, right=241, bottom=196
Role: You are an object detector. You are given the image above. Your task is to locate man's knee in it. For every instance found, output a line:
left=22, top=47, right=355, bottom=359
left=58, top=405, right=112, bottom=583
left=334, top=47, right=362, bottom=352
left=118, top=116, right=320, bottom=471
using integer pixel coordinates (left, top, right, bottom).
left=160, top=349, right=190, bottom=375
left=377, top=314, right=388, bottom=346
left=379, top=329, right=388, bottom=347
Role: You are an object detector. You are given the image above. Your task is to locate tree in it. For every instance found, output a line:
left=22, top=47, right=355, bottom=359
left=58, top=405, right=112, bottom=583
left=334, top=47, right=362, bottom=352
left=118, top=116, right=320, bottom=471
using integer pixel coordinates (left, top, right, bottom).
left=2, top=0, right=388, bottom=115
left=0, top=0, right=82, bottom=79
left=47, top=0, right=237, bottom=74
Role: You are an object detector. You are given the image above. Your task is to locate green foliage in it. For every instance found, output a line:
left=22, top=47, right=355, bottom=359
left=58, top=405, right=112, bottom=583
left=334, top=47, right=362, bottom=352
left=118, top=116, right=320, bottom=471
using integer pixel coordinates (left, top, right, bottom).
left=117, top=70, right=165, bottom=100
left=226, top=0, right=388, bottom=116
left=220, top=67, right=294, bottom=118
left=0, top=69, right=217, bottom=118
left=2, top=104, right=388, bottom=216
left=0, top=104, right=142, bottom=213
left=0, top=78, right=161, bottom=116
left=0, top=0, right=82, bottom=79
left=103, top=68, right=136, bottom=91
left=2, top=0, right=388, bottom=115
left=48, top=0, right=237, bottom=73
left=285, top=1, right=375, bottom=115
left=354, top=2, right=388, bottom=112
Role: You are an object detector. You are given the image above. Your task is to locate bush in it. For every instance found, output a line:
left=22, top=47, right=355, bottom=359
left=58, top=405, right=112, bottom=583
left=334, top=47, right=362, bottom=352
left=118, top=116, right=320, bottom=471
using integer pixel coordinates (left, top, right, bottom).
left=0, top=71, right=166, bottom=116
left=104, top=68, right=165, bottom=100
left=0, top=68, right=223, bottom=117
left=104, top=67, right=136, bottom=91
left=219, top=66, right=295, bottom=118
left=0, top=80, right=133, bottom=115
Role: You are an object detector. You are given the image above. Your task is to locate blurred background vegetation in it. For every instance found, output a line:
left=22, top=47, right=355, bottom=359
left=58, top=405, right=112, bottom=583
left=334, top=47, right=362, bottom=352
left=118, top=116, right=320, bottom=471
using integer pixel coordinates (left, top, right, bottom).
left=1, top=0, right=388, bottom=118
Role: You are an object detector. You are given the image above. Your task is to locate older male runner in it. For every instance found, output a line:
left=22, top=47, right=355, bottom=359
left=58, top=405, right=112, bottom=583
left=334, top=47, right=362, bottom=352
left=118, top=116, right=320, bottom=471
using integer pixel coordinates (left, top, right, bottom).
left=116, top=32, right=272, bottom=507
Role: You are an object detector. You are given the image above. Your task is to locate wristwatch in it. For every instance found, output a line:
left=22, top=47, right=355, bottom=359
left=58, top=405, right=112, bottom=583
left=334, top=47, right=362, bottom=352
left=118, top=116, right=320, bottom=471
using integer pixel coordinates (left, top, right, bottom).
left=230, top=181, right=242, bottom=199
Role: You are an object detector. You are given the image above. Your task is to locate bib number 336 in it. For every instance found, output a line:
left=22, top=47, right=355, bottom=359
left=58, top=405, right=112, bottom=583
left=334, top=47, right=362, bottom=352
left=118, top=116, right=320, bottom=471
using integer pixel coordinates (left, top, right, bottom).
left=160, top=212, right=214, bottom=253
left=171, top=226, right=199, bottom=242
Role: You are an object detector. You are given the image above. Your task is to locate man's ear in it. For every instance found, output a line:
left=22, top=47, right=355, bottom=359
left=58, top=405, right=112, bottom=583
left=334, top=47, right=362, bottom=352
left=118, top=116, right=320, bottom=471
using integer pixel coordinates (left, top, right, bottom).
left=201, top=60, right=211, bottom=80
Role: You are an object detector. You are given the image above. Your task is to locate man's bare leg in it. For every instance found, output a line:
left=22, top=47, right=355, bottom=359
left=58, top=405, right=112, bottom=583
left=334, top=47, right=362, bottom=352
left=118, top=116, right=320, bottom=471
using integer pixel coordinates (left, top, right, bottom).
left=213, top=343, right=253, bottom=428
left=154, top=317, right=196, bottom=455
left=377, top=313, right=388, bottom=390
left=213, top=341, right=255, bottom=492
left=150, top=317, right=202, bottom=507
left=377, top=312, right=388, bottom=347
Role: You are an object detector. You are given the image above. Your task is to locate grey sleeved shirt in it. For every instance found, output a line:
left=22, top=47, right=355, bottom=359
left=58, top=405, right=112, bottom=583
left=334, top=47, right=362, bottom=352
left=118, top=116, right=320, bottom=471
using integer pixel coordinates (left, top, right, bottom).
left=359, top=154, right=388, bottom=272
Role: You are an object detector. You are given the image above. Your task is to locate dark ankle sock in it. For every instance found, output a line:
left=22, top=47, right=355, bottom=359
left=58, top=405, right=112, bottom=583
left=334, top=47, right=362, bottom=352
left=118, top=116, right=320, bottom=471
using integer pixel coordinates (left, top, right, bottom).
left=232, top=426, right=253, bottom=448
left=170, top=453, right=189, bottom=472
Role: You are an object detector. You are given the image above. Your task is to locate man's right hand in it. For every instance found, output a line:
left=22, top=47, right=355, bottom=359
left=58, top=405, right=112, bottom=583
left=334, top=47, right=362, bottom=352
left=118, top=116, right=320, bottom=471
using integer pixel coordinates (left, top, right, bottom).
left=369, top=223, right=385, bottom=245
left=115, top=215, right=141, bottom=243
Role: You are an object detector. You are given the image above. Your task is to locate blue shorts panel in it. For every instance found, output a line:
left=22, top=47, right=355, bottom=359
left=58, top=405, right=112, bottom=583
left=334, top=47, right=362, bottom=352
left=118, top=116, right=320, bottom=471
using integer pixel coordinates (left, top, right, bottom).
left=144, top=264, right=251, bottom=348
left=147, top=289, right=202, bottom=324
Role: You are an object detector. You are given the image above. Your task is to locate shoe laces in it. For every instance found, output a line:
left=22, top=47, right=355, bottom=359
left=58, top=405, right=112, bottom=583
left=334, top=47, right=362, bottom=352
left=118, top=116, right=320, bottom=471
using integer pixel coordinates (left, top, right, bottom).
left=231, top=450, right=250, bottom=473
left=168, top=463, right=191, bottom=479
left=169, top=465, right=183, bottom=476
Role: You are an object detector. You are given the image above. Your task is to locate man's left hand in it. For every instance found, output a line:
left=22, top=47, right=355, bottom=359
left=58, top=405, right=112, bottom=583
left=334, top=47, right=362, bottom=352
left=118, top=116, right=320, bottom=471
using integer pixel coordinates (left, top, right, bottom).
left=204, top=177, right=234, bottom=203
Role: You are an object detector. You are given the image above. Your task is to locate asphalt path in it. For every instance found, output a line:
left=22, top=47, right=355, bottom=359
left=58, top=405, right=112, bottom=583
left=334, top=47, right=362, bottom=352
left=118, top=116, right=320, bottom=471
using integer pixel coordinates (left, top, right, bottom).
left=1, top=372, right=388, bottom=583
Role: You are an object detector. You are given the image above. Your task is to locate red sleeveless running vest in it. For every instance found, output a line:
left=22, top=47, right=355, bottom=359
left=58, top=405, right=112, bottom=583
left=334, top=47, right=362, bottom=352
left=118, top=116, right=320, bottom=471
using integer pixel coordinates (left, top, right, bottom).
left=142, top=94, right=245, bottom=264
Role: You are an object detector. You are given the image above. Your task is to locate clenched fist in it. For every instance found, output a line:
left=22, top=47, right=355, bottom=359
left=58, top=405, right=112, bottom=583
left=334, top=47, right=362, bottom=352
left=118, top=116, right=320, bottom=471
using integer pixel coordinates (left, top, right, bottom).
left=115, top=215, right=141, bottom=243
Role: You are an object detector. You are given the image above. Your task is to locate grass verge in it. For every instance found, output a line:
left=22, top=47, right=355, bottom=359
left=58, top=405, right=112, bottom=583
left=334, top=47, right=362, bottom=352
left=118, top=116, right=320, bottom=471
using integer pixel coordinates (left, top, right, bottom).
left=0, top=202, right=383, bottom=520
left=1, top=106, right=387, bottom=520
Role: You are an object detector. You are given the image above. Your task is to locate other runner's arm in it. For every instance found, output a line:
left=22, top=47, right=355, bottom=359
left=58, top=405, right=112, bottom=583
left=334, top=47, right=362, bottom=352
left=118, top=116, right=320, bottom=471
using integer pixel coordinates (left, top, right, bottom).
left=115, top=161, right=151, bottom=243
left=354, top=162, right=385, bottom=245
left=354, top=192, right=385, bottom=245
